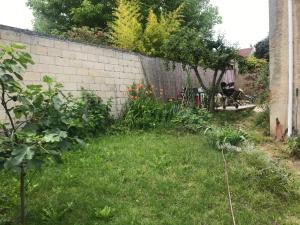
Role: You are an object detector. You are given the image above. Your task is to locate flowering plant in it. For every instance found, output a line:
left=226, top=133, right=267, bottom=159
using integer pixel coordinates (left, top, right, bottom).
left=128, top=83, right=154, bottom=100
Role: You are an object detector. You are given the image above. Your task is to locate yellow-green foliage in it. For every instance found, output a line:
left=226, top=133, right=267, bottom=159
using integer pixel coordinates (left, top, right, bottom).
left=142, top=7, right=182, bottom=56
left=239, top=56, right=267, bottom=74
left=109, top=0, right=143, bottom=51
left=109, top=0, right=182, bottom=56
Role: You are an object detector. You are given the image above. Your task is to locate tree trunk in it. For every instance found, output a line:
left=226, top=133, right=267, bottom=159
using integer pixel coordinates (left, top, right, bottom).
left=20, top=163, right=26, bottom=225
left=193, top=67, right=207, bottom=91
left=207, top=70, right=219, bottom=112
left=208, top=89, right=216, bottom=112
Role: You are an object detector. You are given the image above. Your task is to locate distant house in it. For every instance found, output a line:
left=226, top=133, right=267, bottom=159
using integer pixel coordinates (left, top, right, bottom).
left=269, top=0, right=300, bottom=136
left=238, top=47, right=254, bottom=58
left=234, top=47, right=256, bottom=95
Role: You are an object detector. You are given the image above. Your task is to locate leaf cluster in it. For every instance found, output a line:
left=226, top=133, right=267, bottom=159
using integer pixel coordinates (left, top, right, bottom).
left=0, top=44, right=112, bottom=171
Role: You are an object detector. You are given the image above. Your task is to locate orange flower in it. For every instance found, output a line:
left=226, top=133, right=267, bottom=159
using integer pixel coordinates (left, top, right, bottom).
left=137, top=84, right=144, bottom=89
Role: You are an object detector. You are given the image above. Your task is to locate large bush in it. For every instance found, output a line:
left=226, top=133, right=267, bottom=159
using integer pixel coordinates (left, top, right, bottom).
left=122, top=82, right=211, bottom=131
left=171, top=107, right=211, bottom=133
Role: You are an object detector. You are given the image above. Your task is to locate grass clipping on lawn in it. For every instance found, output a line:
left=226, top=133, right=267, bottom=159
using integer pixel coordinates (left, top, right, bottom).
left=0, top=132, right=300, bottom=225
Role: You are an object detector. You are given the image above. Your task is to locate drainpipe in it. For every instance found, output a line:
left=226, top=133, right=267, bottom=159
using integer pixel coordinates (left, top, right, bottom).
left=288, top=0, right=294, bottom=137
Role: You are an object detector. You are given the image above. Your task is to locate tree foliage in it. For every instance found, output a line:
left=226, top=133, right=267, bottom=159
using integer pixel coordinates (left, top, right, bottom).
left=254, top=37, right=269, bottom=61
left=66, top=26, right=107, bottom=45
left=108, top=0, right=143, bottom=51
left=27, top=0, right=116, bottom=34
left=141, top=6, right=182, bottom=56
left=163, top=27, right=237, bottom=111
left=238, top=56, right=267, bottom=74
left=27, top=0, right=220, bottom=36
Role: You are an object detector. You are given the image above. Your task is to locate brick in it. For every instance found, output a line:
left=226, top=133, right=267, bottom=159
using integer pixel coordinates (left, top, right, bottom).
left=88, top=69, right=102, bottom=77
left=114, top=65, right=124, bottom=72
left=0, top=30, right=20, bottom=41
left=87, top=54, right=98, bottom=62
left=105, top=78, right=115, bottom=84
left=94, top=77, right=105, bottom=83
left=75, top=52, right=87, bottom=60
left=63, top=67, right=77, bottom=75
left=48, top=48, right=62, bottom=57
left=49, top=65, right=65, bottom=74
left=31, top=64, right=49, bottom=73
left=20, top=34, right=31, bottom=44
left=55, top=74, right=70, bottom=82
left=54, top=40, right=69, bottom=50
left=56, top=57, right=70, bottom=66
left=38, top=37, right=54, bottom=47
left=39, top=55, right=55, bottom=65
left=69, top=43, right=82, bottom=52
left=31, top=45, right=48, bottom=55
left=102, top=48, right=115, bottom=57
left=69, top=59, right=83, bottom=68
left=76, top=68, right=89, bottom=76
left=62, top=50, right=76, bottom=59
left=23, top=72, right=41, bottom=81
left=63, top=83, right=77, bottom=91
left=94, top=63, right=105, bottom=70
left=104, top=64, right=114, bottom=71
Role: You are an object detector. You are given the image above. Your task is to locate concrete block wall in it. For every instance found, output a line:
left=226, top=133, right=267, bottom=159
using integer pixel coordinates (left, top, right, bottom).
left=0, top=25, right=226, bottom=123
left=0, top=25, right=145, bottom=120
left=269, top=0, right=300, bottom=135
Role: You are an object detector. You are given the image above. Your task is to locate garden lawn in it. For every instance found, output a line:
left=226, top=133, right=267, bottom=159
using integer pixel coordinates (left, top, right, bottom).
left=1, top=131, right=300, bottom=225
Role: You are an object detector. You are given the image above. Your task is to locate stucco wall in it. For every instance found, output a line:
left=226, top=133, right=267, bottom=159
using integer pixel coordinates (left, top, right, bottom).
left=269, top=0, right=300, bottom=135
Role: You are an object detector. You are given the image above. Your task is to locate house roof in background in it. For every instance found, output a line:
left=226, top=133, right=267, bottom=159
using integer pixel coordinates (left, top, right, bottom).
left=239, top=47, right=254, bottom=57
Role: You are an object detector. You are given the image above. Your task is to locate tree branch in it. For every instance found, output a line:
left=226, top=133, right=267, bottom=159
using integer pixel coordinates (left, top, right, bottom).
left=192, top=66, right=207, bottom=91
left=216, top=69, right=226, bottom=87
left=1, top=82, right=16, bottom=135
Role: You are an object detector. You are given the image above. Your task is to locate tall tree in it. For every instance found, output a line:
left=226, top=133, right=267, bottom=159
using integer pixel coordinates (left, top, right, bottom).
left=163, top=28, right=237, bottom=111
left=27, top=0, right=116, bottom=34
left=27, top=0, right=220, bottom=35
left=108, top=0, right=143, bottom=51
left=254, top=37, right=269, bottom=61
left=142, top=6, right=182, bottom=56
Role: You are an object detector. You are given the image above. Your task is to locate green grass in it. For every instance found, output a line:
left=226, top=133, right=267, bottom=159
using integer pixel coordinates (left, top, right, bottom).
left=212, top=110, right=272, bottom=144
left=1, top=132, right=300, bottom=225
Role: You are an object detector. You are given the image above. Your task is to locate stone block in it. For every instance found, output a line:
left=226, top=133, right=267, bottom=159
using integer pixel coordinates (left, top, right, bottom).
left=38, top=37, right=54, bottom=47
left=48, top=48, right=62, bottom=57
left=31, top=45, right=48, bottom=55
left=75, top=52, right=87, bottom=60
left=87, top=54, right=98, bottom=62
left=39, top=55, right=55, bottom=65
left=62, top=50, right=76, bottom=59
left=54, top=40, right=69, bottom=50
left=0, top=30, right=20, bottom=42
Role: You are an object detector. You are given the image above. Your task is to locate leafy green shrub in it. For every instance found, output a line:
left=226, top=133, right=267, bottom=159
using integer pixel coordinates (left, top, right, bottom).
left=63, top=90, right=112, bottom=137
left=123, top=83, right=212, bottom=131
left=66, top=26, right=107, bottom=45
left=171, top=107, right=211, bottom=132
left=286, top=137, right=300, bottom=159
left=206, top=126, right=248, bottom=149
left=18, top=76, right=112, bottom=143
left=122, top=83, right=164, bottom=129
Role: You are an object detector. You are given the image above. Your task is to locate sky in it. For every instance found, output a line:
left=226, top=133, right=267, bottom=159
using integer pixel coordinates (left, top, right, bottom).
left=0, top=0, right=269, bottom=48
left=210, top=0, right=269, bottom=48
